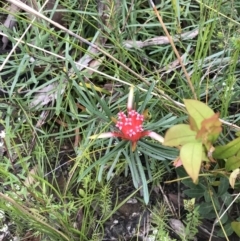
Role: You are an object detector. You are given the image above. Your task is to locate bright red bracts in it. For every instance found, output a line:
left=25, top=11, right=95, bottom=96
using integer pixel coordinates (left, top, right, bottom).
left=90, top=86, right=164, bottom=151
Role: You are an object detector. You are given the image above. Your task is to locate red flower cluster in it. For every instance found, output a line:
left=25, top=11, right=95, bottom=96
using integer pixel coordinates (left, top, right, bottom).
left=90, top=86, right=164, bottom=150
left=114, top=110, right=149, bottom=141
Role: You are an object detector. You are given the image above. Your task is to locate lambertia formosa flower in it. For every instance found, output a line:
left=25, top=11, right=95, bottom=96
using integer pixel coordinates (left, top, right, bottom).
left=90, top=86, right=164, bottom=151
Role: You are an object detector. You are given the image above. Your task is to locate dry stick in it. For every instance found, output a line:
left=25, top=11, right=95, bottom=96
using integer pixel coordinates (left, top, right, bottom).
left=149, top=0, right=197, bottom=100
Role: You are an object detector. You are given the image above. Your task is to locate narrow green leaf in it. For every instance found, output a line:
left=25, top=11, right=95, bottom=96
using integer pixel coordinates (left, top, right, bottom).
left=126, top=149, right=140, bottom=188
left=77, top=141, right=126, bottom=183
left=139, top=140, right=178, bottom=160
left=163, top=124, right=197, bottom=146
left=139, top=82, right=155, bottom=113
left=10, top=54, right=29, bottom=97
left=135, top=152, right=149, bottom=204
left=180, top=142, right=202, bottom=183
left=90, top=83, right=112, bottom=118
left=184, top=99, right=214, bottom=129
left=55, top=74, right=65, bottom=115
left=107, top=151, right=121, bottom=180
left=213, top=137, right=240, bottom=159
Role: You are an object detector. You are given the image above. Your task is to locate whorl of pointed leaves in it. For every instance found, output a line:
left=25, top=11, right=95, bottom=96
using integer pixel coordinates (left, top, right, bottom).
left=90, top=86, right=164, bottom=150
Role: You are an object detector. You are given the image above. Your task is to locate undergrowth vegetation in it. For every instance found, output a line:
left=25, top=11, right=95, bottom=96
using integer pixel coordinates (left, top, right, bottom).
left=0, top=0, right=240, bottom=240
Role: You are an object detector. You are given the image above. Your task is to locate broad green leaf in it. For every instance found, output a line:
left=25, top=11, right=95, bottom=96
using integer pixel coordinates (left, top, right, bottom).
left=180, top=142, right=202, bottom=183
left=163, top=124, right=197, bottom=146
left=189, top=115, right=198, bottom=132
left=183, top=188, right=205, bottom=198
left=217, top=222, right=233, bottom=237
left=184, top=99, right=214, bottom=130
left=217, top=212, right=229, bottom=225
left=231, top=222, right=240, bottom=237
left=213, top=137, right=240, bottom=159
left=198, top=202, right=215, bottom=217
left=226, top=156, right=240, bottom=171
left=217, top=177, right=230, bottom=196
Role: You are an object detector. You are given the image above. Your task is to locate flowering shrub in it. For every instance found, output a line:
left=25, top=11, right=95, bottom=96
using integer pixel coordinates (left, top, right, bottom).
left=90, top=86, right=164, bottom=151
left=87, top=85, right=175, bottom=203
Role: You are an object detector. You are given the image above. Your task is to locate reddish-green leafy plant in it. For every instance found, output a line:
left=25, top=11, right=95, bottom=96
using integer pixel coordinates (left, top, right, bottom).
left=163, top=99, right=240, bottom=238
left=163, top=99, right=222, bottom=183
